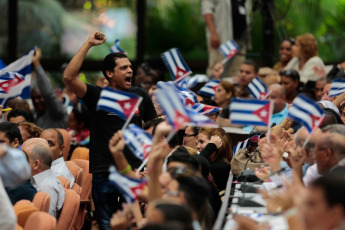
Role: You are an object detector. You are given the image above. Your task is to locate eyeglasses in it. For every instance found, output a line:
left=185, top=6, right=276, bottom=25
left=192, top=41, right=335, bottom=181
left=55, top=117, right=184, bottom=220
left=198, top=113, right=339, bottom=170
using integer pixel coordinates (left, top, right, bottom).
left=183, top=134, right=197, bottom=138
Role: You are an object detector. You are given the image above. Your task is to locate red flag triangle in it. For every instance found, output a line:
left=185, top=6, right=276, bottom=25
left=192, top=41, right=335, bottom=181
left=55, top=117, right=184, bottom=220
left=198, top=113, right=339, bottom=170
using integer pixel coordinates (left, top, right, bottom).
left=227, top=49, right=238, bottom=59
left=175, top=65, right=188, bottom=81
left=174, top=109, right=190, bottom=131
left=129, top=182, right=146, bottom=199
left=252, top=102, right=271, bottom=126
left=118, top=98, right=139, bottom=118
left=0, top=76, right=24, bottom=93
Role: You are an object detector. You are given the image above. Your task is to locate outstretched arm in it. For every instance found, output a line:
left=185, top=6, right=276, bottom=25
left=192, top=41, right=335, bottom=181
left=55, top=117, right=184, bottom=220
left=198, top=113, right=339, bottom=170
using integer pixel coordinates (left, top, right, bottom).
left=63, top=31, right=106, bottom=98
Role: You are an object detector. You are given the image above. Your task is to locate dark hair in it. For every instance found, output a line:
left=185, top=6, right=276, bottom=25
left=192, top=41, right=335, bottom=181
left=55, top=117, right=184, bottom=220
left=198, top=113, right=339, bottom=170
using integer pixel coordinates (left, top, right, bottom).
left=282, top=37, right=296, bottom=45
left=176, top=176, right=212, bottom=229
left=7, top=109, right=31, bottom=122
left=155, top=203, right=192, bottom=223
left=192, top=155, right=210, bottom=179
left=72, top=103, right=90, bottom=129
left=102, top=52, right=128, bottom=81
left=311, top=176, right=345, bottom=209
left=167, top=146, right=200, bottom=171
left=243, top=59, right=259, bottom=73
left=144, top=117, right=165, bottom=131
left=0, top=122, right=23, bottom=145
left=280, top=69, right=300, bottom=83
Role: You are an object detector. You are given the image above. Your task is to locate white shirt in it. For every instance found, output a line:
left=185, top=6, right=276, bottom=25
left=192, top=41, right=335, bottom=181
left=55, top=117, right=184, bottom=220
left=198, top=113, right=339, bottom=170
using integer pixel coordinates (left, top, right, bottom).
left=31, top=169, right=65, bottom=217
left=303, top=164, right=320, bottom=186
left=51, top=157, right=75, bottom=189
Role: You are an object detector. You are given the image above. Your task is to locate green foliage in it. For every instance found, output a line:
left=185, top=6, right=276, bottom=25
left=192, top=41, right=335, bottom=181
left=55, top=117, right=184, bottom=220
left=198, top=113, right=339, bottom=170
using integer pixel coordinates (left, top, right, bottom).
left=145, top=0, right=207, bottom=60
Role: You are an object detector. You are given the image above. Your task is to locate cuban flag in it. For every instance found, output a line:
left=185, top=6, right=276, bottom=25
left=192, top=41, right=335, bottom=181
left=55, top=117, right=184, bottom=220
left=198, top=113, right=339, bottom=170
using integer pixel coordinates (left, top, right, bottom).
left=232, top=135, right=259, bottom=156
left=155, top=82, right=216, bottom=131
left=110, top=39, right=125, bottom=53
left=219, top=40, right=240, bottom=60
left=197, top=80, right=220, bottom=97
left=230, top=98, right=273, bottom=127
left=161, top=48, right=192, bottom=81
left=109, top=166, right=147, bottom=203
left=178, top=90, right=198, bottom=108
left=191, top=103, right=221, bottom=115
left=123, top=124, right=152, bottom=161
left=96, top=87, right=142, bottom=120
left=176, top=74, right=209, bottom=90
left=329, top=79, right=345, bottom=97
left=288, top=95, right=325, bottom=133
left=0, top=47, right=34, bottom=106
left=248, top=77, right=268, bottom=100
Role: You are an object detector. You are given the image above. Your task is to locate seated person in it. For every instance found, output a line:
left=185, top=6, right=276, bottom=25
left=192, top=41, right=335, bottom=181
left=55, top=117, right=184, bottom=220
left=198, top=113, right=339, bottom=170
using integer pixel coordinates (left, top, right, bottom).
left=280, top=69, right=300, bottom=104
left=28, top=144, right=65, bottom=217
left=18, top=121, right=43, bottom=142
left=0, top=121, right=23, bottom=148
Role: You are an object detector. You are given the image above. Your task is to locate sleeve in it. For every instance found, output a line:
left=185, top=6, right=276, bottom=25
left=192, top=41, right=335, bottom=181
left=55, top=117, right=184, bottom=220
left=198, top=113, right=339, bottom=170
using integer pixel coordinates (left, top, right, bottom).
left=141, top=90, right=157, bottom=122
left=200, top=143, right=217, bottom=159
left=302, top=57, right=325, bottom=82
left=0, top=147, right=31, bottom=188
left=81, top=84, right=101, bottom=111
left=201, top=0, right=216, bottom=15
left=35, top=65, right=67, bottom=119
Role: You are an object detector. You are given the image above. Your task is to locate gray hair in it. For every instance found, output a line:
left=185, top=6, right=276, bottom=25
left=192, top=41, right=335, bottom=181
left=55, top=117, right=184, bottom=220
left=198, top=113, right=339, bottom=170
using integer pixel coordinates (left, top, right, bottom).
left=31, top=144, right=53, bottom=168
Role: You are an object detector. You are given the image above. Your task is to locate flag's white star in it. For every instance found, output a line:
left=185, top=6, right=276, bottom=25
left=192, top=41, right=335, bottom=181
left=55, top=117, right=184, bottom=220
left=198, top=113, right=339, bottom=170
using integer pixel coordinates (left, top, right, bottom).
left=260, top=110, right=267, bottom=117
left=124, top=102, right=131, bottom=110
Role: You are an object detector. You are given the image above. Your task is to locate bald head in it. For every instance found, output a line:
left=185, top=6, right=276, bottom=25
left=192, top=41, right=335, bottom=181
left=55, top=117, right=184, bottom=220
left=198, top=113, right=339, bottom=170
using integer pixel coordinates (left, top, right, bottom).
left=267, top=84, right=287, bottom=114
left=21, top=138, right=49, bottom=158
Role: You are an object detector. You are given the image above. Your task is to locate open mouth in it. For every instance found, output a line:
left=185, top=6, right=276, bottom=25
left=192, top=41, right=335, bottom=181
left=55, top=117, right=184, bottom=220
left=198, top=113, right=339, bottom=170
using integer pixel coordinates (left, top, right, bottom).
left=125, top=76, right=132, bottom=83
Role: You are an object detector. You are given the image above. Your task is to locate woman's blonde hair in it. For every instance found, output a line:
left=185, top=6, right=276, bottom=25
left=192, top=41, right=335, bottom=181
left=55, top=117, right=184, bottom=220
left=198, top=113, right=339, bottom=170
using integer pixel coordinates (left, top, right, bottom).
left=296, top=33, right=318, bottom=60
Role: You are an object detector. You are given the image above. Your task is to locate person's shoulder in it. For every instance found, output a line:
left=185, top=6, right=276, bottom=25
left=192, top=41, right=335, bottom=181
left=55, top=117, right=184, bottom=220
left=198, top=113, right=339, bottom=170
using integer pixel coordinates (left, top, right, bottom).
left=129, top=86, right=150, bottom=97
left=307, top=56, right=324, bottom=65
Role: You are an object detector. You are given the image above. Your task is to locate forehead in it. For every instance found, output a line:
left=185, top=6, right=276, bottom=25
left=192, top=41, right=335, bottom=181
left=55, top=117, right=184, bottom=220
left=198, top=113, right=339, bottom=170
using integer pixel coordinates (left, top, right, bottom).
left=185, top=126, right=193, bottom=133
left=115, top=58, right=131, bottom=67
left=198, top=133, right=208, bottom=140
left=240, top=64, right=255, bottom=72
left=281, top=40, right=292, bottom=47
left=41, top=130, right=58, bottom=141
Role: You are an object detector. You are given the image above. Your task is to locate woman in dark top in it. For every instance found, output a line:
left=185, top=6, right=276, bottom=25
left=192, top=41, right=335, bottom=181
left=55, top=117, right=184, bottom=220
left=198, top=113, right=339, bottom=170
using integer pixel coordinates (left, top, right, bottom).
left=196, top=127, right=232, bottom=191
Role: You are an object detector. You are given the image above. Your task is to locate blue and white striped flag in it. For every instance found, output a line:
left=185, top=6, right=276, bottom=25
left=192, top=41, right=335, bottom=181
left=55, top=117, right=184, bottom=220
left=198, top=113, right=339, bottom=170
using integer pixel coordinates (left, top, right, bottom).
left=176, top=74, right=209, bottom=90
left=109, top=166, right=147, bottom=203
left=110, top=39, right=125, bottom=53
left=0, top=47, right=34, bottom=106
left=329, top=79, right=345, bottom=98
left=248, top=77, right=268, bottom=100
left=123, top=124, right=152, bottom=161
left=232, top=135, right=259, bottom=156
left=155, top=82, right=216, bottom=131
left=161, top=48, right=192, bottom=81
left=178, top=90, right=198, bottom=108
left=288, top=95, right=325, bottom=133
left=96, top=87, right=142, bottom=120
left=219, top=40, right=240, bottom=60
left=191, top=103, right=221, bottom=115
left=197, top=80, right=220, bottom=97
left=230, top=98, right=273, bottom=126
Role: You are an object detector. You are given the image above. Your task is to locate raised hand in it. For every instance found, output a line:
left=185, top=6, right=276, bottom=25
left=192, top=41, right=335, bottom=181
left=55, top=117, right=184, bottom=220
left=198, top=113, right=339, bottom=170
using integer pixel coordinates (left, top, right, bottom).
left=87, top=31, right=107, bottom=46
left=209, top=135, right=223, bottom=149
left=109, top=131, right=126, bottom=156
left=213, top=62, right=224, bottom=79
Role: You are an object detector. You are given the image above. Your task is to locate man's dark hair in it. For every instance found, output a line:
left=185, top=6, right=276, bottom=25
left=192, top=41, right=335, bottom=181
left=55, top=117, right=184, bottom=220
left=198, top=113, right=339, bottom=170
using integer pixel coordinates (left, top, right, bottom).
left=102, top=52, right=128, bottom=81
left=243, top=59, right=259, bottom=73
left=0, top=122, right=23, bottom=145
left=280, top=69, right=300, bottom=83
left=167, top=146, right=200, bottom=171
left=7, top=109, right=31, bottom=122
left=311, top=176, right=345, bottom=210
left=144, top=117, right=165, bottom=131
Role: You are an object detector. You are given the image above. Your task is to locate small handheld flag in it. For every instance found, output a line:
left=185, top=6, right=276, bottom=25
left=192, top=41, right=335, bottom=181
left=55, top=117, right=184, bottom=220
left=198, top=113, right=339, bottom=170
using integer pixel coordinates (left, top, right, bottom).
left=233, top=135, right=259, bottom=156
left=288, top=95, right=325, bottom=133
left=230, top=98, right=273, bottom=127
left=123, top=124, right=152, bottom=161
left=161, top=48, right=192, bottom=81
left=197, top=80, right=220, bottom=98
left=248, top=77, right=268, bottom=100
left=219, top=40, right=240, bottom=64
left=110, top=39, right=125, bottom=53
left=109, top=166, right=147, bottom=203
left=329, top=79, right=345, bottom=98
left=191, top=103, right=221, bottom=115
left=96, top=87, right=142, bottom=129
left=0, top=71, right=25, bottom=94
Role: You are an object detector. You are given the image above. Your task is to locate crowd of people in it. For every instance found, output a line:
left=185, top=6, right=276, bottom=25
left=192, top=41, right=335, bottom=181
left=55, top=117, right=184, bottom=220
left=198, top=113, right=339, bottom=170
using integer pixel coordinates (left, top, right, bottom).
left=1, top=8, right=345, bottom=230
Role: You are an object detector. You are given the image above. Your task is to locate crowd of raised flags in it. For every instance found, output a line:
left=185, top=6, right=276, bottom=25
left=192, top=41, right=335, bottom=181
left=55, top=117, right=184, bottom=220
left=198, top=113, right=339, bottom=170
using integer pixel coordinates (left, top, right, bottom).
left=0, top=38, right=337, bottom=205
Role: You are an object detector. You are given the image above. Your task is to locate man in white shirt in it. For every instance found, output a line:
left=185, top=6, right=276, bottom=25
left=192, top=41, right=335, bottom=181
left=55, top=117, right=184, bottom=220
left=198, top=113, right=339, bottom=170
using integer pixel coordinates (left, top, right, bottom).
left=40, top=128, right=75, bottom=188
left=0, top=144, right=31, bottom=230
left=28, top=144, right=65, bottom=217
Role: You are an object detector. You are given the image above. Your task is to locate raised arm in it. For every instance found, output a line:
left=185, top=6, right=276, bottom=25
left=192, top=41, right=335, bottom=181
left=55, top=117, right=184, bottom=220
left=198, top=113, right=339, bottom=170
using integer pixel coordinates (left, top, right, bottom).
left=63, top=31, right=106, bottom=98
